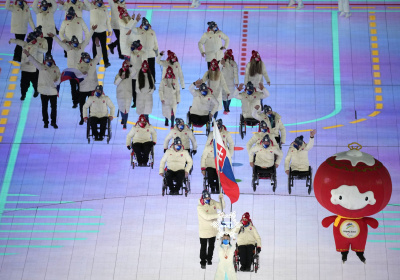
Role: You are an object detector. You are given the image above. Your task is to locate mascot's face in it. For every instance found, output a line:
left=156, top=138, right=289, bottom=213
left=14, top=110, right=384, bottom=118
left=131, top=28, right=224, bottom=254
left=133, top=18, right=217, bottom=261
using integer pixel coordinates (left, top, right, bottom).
left=314, top=150, right=392, bottom=218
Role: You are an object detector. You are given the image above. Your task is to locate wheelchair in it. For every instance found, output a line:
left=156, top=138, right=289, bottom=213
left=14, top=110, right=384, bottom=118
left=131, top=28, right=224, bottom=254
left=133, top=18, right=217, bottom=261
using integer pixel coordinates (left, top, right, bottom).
left=87, top=117, right=112, bottom=144
left=288, top=166, right=312, bottom=195
left=252, top=164, right=277, bottom=192
left=161, top=168, right=191, bottom=197
left=239, top=114, right=259, bottom=139
left=233, top=243, right=260, bottom=273
left=130, top=142, right=154, bottom=169
left=186, top=110, right=211, bottom=136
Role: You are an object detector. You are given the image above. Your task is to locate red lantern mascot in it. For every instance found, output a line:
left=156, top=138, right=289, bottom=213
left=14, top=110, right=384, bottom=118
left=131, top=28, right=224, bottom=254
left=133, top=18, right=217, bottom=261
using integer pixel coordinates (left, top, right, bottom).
left=314, top=143, right=392, bottom=263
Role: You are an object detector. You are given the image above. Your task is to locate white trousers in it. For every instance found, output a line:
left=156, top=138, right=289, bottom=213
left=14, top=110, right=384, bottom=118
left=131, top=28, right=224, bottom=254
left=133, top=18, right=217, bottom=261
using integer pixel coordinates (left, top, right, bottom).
left=338, top=0, right=350, bottom=13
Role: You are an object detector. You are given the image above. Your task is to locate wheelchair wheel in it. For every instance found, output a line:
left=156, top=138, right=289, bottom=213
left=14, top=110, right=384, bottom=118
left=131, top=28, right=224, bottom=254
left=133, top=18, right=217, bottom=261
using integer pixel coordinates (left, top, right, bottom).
left=130, top=152, right=135, bottom=169
left=206, top=122, right=210, bottom=136
left=252, top=173, right=257, bottom=192
left=233, top=244, right=239, bottom=273
left=162, top=177, right=167, bottom=196
left=86, top=118, right=91, bottom=144
left=150, top=147, right=154, bottom=169
left=254, top=255, right=259, bottom=273
left=272, top=173, right=277, bottom=192
left=308, top=175, right=312, bottom=195
left=239, top=114, right=244, bottom=139
left=107, top=118, right=112, bottom=144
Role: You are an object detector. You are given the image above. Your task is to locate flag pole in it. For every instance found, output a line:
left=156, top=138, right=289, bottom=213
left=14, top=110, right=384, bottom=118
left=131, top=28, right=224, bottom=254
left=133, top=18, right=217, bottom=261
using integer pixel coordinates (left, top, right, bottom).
left=213, top=120, right=224, bottom=211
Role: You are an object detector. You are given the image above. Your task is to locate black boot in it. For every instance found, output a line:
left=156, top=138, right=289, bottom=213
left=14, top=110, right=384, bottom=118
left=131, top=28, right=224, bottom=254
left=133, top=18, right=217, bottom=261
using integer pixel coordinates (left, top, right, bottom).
left=356, top=252, right=366, bottom=263
left=341, top=251, right=349, bottom=263
left=165, top=118, right=169, bottom=126
left=108, top=43, right=115, bottom=54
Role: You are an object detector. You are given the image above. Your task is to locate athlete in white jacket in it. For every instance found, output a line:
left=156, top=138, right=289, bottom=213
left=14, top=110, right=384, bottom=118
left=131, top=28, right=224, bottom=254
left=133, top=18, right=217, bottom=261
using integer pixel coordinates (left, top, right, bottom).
left=59, top=8, right=90, bottom=47
left=108, top=0, right=126, bottom=59
left=202, top=59, right=230, bottom=118
left=159, top=137, right=193, bottom=194
left=214, top=234, right=237, bottom=280
left=32, top=0, right=57, bottom=55
left=159, top=66, right=180, bottom=128
left=126, top=115, right=157, bottom=165
left=164, top=118, right=197, bottom=153
left=189, top=82, right=219, bottom=125
left=59, top=0, right=89, bottom=18
left=132, top=17, right=159, bottom=82
left=5, top=0, right=35, bottom=62
left=206, top=119, right=234, bottom=157
left=83, top=85, right=115, bottom=140
left=198, top=21, right=229, bottom=68
left=244, top=51, right=271, bottom=94
left=84, top=0, right=112, bottom=67
left=114, top=61, right=134, bottom=129
left=77, top=38, right=102, bottom=124
left=288, top=0, right=304, bottom=9
left=249, top=135, right=283, bottom=172
left=118, top=10, right=140, bottom=57
left=50, top=27, right=94, bottom=108
left=339, top=0, right=351, bottom=17
left=197, top=190, right=225, bottom=268
left=129, top=40, right=146, bottom=108
left=235, top=212, right=262, bottom=272
left=252, top=104, right=286, bottom=146
left=246, top=121, right=277, bottom=151
left=285, top=130, right=316, bottom=174
left=25, top=51, right=60, bottom=128
left=156, top=50, right=185, bottom=89
left=220, top=49, right=238, bottom=114
left=135, top=60, right=155, bottom=118
left=9, top=33, right=41, bottom=100
left=232, top=82, right=269, bottom=119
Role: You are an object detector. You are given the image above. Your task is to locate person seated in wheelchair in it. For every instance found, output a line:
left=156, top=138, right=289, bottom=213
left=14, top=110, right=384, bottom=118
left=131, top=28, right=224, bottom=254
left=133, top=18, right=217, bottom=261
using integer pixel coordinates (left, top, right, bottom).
left=231, top=81, right=269, bottom=120
left=188, top=80, right=219, bottom=125
left=246, top=120, right=278, bottom=151
left=206, top=119, right=234, bottom=157
left=159, top=137, right=193, bottom=195
left=163, top=118, right=198, bottom=155
left=235, top=212, right=261, bottom=272
left=214, top=233, right=237, bottom=280
left=285, top=129, right=316, bottom=175
left=248, top=135, right=283, bottom=175
left=126, top=114, right=157, bottom=166
left=252, top=104, right=286, bottom=147
left=201, top=138, right=231, bottom=194
left=83, top=85, right=115, bottom=141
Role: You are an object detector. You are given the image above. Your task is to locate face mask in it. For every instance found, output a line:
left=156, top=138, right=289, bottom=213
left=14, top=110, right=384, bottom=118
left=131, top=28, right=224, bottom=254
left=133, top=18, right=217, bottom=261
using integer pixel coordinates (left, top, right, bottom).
left=84, top=58, right=90, bottom=63
left=261, top=128, right=268, bottom=133
left=143, top=25, right=149, bottom=31
left=27, top=38, right=37, bottom=44
left=46, top=61, right=53, bottom=67
left=247, top=90, right=253, bottom=95
left=18, top=1, right=23, bottom=6
left=205, top=199, right=210, bottom=205
left=242, top=220, right=249, bottom=226
left=95, top=91, right=102, bottom=97
left=119, top=0, right=125, bottom=2
left=131, top=47, right=135, bottom=51
left=72, top=42, right=79, bottom=48
left=139, top=122, right=145, bottom=128
left=41, top=6, right=48, bottom=11
left=137, top=45, right=143, bottom=51
left=178, top=124, right=184, bottom=131
left=293, top=144, right=299, bottom=150
left=66, top=15, right=73, bottom=20
left=262, top=143, right=270, bottom=149
left=222, top=239, right=229, bottom=245
left=218, top=125, right=222, bottom=131
left=171, top=57, right=177, bottom=62
left=71, top=0, right=77, bottom=3
left=214, top=27, right=219, bottom=32
left=96, top=2, right=103, bottom=7
left=175, top=145, right=182, bottom=151
left=201, top=91, right=207, bottom=96
left=142, top=67, right=148, bottom=73
left=255, top=57, right=260, bottom=62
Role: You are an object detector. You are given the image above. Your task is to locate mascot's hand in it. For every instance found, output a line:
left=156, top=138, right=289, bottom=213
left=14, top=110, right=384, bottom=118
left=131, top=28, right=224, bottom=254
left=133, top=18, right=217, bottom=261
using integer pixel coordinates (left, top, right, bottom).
left=321, top=216, right=337, bottom=228
left=364, top=217, right=379, bottom=229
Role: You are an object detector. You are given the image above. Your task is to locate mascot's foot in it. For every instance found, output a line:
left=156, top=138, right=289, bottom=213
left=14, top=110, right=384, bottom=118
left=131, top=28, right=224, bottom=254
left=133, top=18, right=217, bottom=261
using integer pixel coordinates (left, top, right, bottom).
left=341, top=251, right=349, bottom=263
left=356, top=252, right=366, bottom=263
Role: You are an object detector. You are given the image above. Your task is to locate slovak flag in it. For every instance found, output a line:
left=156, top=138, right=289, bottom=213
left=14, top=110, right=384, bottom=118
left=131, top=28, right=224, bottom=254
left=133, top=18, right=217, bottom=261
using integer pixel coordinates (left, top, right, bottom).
left=56, top=68, right=87, bottom=95
left=213, top=120, right=240, bottom=204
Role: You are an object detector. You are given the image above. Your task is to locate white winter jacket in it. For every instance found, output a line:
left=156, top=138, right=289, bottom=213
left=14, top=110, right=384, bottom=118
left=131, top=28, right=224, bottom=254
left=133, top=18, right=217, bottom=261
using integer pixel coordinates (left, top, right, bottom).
left=84, top=0, right=112, bottom=33
left=221, top=59, right=238, bottom=100
left=28, top=55, right=60, bottom=96
left=198, top=30, right=230, bottom=62
left=235, top=223, right=262, bottom=247
left=159, top=78, right=180, bottom=119
left=59, top=16, right=90, bottom=43
left=77, top=45, right=102, bottom=92
left=197, top=197, right=225, bottom=238
left=135, top=73, right=155, bottom=115
left=206, top=126, right=234, bottom=157
left=32, top=0, right=57, bottom=35
left=129, top=49, right=145, bottom=78
left=10, top=39, right=41, bottom=72
left=232, top=87, right=269, bottom=119
left=5, top=0, right=35, bottom=34
left=201, top=141, right=232, bottom=169
left=214, top=244, right=237, bottom=280
left=83, top=94, right=115, bottom=119
left=244, top=60, right=270, bottom=85
left=202, top=71, right=230, bottom=112
left=119, top=18, right=137, bottom=57
left=246, top=131, right=277, bottom=152
left=284, top=137, right=314, bottom=172
left=36, top=37, right=48, bottom=54
left=60, top=1, right=89, bottom=18
left=114, top=71, right=134, bottom=114
left=109, top=1, right=125, bottom=30
left=248, top=144, right=283, bottom=167
left=126, top=123, right=156, bottom=145
left=132, top=26, right=158, bottom=59
left=159, top=147, right=193, bottom=173
left=189, top=84, right=219, bottom=116
left=54, top=32, right=92, bottom=68
left=156, top=56, right=185, bottom=89
left=163, top=126, right=197, bottom=151
left=252, top=110, right=286, bottom=144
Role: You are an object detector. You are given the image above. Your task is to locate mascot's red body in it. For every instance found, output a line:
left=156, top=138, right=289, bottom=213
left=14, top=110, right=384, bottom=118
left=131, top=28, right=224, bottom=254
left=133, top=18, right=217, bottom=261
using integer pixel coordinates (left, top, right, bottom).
left=314, top=145, right=392, bottom=263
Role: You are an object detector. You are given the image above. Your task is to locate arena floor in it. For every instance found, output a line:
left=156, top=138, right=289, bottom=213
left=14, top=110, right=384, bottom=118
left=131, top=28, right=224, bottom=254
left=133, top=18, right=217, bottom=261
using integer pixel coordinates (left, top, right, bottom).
left=0, top=1, right=399, bottom=279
